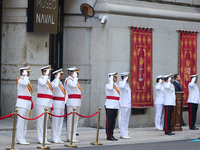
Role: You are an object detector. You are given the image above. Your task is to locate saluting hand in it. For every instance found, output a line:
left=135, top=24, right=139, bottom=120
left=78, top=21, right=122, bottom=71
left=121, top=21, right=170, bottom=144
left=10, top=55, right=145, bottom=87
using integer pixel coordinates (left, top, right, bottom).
left=56, top=73, right=60, bottom=79
left=22, top=70, right=27, bottom=76
left=45, top=69, right=50, bottom=76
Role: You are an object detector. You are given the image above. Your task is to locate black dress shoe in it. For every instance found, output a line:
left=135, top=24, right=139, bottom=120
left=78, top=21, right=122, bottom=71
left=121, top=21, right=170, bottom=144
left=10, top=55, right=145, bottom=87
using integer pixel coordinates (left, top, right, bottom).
left=76, top=133, right=79, bottom=136
left=107, top=137, right=115, bottom=141
left=112, top=136, right=118, bottom=141
left=170, top=132, right=175, bottom=135
left=190, top=126, right=199, bottom=130
left=165, top=133, right=172, bottom=136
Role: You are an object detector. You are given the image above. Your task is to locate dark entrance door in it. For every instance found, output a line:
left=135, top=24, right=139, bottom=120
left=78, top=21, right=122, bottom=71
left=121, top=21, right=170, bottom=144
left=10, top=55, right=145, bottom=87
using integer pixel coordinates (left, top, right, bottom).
left=49, top=0, right=64, bottom=80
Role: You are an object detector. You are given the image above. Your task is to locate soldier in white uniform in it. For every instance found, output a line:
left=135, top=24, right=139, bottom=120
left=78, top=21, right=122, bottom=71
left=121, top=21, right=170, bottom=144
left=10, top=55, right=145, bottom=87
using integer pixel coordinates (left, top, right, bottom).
left=119, top=72, right=131, bottom=139
left=155, top=75, right=165, bottom=131
left=64, top=67, right=81, bottom=143
left=187, top=74, right=199, bottom=130
left=51, top=69, right=65, bottom=143
left=105, top=72, right=119, bottom=141
left=163, top=74, right=176, bottom=135
left=16, top=66, right=33, bottom=145
left=36, top=65, right=53, bottom=144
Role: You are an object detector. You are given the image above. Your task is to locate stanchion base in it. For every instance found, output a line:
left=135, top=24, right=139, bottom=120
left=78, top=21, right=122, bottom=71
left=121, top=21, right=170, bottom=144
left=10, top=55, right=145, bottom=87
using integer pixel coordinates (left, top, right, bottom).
left=91, top=142, right=103, bottom=145
left=37, top=146, right=50, bottom=149
left=64, top=144, right=77, bottom=148
left=5, top=148, right=19, bottom=150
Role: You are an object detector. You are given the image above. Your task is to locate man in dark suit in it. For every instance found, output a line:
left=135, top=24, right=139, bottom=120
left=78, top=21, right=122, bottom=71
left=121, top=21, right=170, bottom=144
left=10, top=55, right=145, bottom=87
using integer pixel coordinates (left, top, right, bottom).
left=173, top=74, right=186, bottom=126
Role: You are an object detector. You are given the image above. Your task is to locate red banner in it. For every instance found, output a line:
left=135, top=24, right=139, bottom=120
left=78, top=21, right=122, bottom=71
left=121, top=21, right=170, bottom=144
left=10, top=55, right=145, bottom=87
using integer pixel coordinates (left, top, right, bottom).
left=130, top=27, right=153, bottom=108
left=179, top=31, right=197, bottom=107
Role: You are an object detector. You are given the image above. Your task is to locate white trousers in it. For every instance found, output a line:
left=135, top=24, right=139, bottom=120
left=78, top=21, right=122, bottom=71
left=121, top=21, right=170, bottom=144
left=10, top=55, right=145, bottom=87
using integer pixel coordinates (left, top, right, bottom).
left=67, top=106, right=80, bottom=140
left=51, top=108, right=64, bottom=142
left=120, top=107, right=131, bottom=137
left=155, top=104, right=164, bottom=129
left=36, top=105, right=50, bottom=143
left=16, top=107, right=29, bottom=143
left=118, top=108, right=121, bottom=130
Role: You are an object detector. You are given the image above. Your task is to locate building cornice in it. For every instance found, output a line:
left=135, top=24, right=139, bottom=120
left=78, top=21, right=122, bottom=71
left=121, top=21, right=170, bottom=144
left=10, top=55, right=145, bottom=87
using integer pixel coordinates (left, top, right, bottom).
left=95, top=2, right=200, bottom=22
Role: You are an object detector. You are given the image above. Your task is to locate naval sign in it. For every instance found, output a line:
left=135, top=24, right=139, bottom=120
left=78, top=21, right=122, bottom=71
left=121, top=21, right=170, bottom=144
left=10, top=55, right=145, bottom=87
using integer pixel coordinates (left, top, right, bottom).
left=27, top=0, right=58, bottom=34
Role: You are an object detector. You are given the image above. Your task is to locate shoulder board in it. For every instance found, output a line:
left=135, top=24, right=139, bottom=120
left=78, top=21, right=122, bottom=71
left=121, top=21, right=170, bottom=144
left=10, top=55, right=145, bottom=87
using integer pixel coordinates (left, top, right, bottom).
left=16, top=78, right=20, bottom=86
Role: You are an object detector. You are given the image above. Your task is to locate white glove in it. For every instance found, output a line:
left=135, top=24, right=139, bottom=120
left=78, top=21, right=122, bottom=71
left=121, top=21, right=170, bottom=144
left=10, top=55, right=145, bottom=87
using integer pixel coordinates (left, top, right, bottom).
left=73, top=72, right=77, bottom=78
left=109, top=75, right=113, bottom=82
left=192, top=77, right=196, bottom=83
left=168, top=77, right=171, bottom=82
left=22, top=70, right=27, bottom=76
left=45, top=69, right=50, bottom=76
left=124, top=76, right=128, bottom=82
left=159, top=79, right=162, bottom=84
left=56, top=73, right=60, bottom=79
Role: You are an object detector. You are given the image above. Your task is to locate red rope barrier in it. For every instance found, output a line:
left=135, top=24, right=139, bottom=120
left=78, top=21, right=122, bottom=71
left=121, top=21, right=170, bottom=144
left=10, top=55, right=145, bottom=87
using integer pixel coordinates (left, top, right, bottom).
left=18, top=113, right=44, bottom=120
left=0, top=113, right=15, bottom=120
left=48, top=112, right=72, bottom=117
left=76, top=111, right=98, bottom=118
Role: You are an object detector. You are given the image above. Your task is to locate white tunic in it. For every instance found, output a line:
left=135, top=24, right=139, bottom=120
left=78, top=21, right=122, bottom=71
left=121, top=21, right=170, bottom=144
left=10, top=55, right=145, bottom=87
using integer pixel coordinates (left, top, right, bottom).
left=64, top=76, right=81, bottom=107
left=52, top=79, right=66, bottom=109
left=15, top=76, right=32, bottom=110
left=105, top=81, right=120, bottom=109
left=119, top=80, right=131, bottom=108
left=36, top=75, right=53, bottom=108
left=187, top=78, right=200, bottom=104
left=163, top=81, right=176, bottom=106
left=155, top=83, right=165, bottom=104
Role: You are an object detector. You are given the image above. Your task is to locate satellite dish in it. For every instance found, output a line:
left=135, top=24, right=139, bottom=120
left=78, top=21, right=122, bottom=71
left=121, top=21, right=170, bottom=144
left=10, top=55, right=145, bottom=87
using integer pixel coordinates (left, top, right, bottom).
left=80, top=3, right=95, bottom=18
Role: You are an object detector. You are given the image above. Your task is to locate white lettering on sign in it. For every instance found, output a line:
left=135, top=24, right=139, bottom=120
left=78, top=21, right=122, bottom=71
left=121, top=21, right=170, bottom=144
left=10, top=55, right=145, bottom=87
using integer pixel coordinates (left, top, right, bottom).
left=36, top=13, right=55, bottom=24
left=37, top=0, right=57, bottom=9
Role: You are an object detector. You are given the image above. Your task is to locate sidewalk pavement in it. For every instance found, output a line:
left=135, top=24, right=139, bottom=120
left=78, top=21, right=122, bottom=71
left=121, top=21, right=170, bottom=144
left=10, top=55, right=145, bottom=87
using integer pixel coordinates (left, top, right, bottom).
left=0, top=119, right=200, bottom=150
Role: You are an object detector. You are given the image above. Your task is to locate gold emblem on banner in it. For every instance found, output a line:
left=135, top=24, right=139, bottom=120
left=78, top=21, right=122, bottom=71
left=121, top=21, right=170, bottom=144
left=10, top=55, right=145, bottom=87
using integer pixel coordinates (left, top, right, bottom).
left=184, top=39, right=188, bottom=47
left=146, top=93, right=151, bottom=101
left=132, top=79, right=136, bottom=86
left=132, top=93, right=136, bottom=101
left=133, top=50, right=137, bottom=57
left=139, top=57, right=144, bottom=65
left=181, top=40, right=183, bottom=47
left=141, top=93, right=145, bottom=102
left=148, top=36, right=151, bottom=44
left=181, top=54, right=183, bottom=60
left=193, top=39, right=196, bottom=47
left=134, top=35, right=137, bottom=43
left=147, top=65, right=151, bottom=73
left=180, top=67, right=183, bottom=73
left=193, top=66, right=196, bottom=72
left=138, top=35, right=141, bottom=44
left=137, top=94, right=140, bottom=101
left=147, top=51, right=151, bottom=58
left=143, top=36, right=146, bottom=44
left=193, top=53, right=196, bottom=60
left=147, top=79, right=151, bottom=87
left=189, top=39, right=192, bottom=47
left=133, top=64, right=136, bottom=72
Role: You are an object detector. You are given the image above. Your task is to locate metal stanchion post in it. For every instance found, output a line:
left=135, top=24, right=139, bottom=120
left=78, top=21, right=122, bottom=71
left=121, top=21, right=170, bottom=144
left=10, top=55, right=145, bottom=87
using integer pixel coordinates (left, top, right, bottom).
left=65, top=108, right=77, bottom=148
left=37, top=108, right=50, bottom=149
left=91, top=107, right=103, bottom=145
left=6, top=109, right=18, bottom=150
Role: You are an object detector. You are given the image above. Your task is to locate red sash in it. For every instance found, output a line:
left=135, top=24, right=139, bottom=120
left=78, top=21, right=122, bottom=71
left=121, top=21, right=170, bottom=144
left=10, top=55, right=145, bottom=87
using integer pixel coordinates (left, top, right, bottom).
left=37, top=94, right=53, bottom=99
left=18, top=96, right=34, bottom=110
left=68, top=94, right=81, bottom=99
left=53, top=97, right=65, bottom=101
left=106, top=96, right=120, bottom=101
